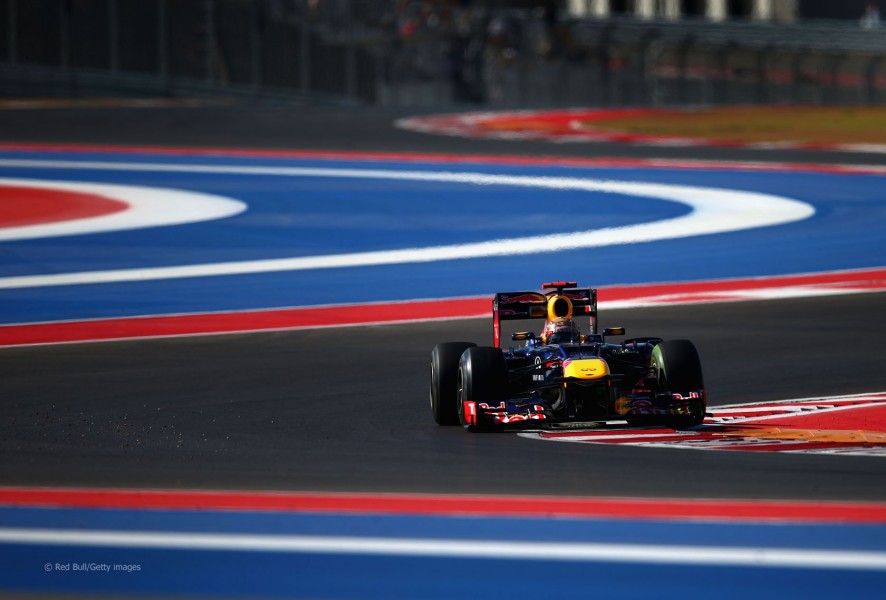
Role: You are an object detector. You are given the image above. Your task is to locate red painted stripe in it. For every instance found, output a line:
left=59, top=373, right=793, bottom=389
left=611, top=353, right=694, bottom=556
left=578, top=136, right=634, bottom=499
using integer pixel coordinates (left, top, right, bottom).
left=535, top=396, right=886, bottom=455
left=712, top=441, right=870, bottom=453
left=0, top=142, right=884, bottom=175
left=0, top=185, right=127, bottom=227
left=478, top=108, right=663, bottom=126
left=1, top=268, right=884, bottom=347
left=401, top=109, right=886, bottom=154
left=600, top=267, right=886, bottom=301
left=0, top=487, right=884, bottom=523
left=0, top=298, right=490, bottom=347
left=751, top=405, right=886, bottom=430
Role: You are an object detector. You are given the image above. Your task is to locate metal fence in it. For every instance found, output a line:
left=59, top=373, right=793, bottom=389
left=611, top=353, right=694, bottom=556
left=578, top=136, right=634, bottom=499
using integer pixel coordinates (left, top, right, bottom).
left=1, top=0, right=884, bottom=107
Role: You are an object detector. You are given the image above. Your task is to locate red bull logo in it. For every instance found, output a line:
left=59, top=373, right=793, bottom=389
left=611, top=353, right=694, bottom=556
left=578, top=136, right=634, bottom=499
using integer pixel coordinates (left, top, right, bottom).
left=500, top=293, right=545, bottom=304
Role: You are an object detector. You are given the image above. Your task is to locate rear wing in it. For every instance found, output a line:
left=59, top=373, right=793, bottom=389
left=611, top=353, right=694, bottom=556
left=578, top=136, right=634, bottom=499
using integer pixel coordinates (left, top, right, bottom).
left=492, top=286, right=597, bottom=347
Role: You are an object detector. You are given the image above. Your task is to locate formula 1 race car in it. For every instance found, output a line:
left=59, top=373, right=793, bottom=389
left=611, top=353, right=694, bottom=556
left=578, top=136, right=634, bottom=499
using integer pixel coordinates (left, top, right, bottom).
left=430, top=281, right=706, bottom=432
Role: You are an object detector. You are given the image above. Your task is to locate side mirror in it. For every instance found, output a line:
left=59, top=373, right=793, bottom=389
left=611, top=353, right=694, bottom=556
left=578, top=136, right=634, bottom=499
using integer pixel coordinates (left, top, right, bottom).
left=512, top=332, right=535, bottom=341
left=603, top=327, right=626, bottom=338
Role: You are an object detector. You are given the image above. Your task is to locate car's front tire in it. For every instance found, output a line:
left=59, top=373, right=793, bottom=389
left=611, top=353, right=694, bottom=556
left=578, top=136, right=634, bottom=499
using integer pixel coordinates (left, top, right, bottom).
left=430, top=342, right=476, bottom=426
left=651, top=340, right=706, bottom=428
left=457, top=346, right=508, bottom=432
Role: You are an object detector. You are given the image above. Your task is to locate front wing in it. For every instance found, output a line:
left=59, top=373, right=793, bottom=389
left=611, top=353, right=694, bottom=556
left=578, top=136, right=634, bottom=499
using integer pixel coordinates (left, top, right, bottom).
left=463, top=388, right=705, bottom=428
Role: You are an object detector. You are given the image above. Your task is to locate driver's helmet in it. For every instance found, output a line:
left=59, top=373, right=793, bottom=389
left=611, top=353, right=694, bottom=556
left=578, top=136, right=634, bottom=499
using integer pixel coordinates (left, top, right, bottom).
left=541, top=318, right=581, bottom=345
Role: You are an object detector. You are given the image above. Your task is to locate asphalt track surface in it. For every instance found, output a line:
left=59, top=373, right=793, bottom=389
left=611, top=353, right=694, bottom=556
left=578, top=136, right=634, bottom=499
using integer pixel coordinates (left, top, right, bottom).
left=1, top=105, right=885, bottom=502
left=2, top=293, right=885, bottom=501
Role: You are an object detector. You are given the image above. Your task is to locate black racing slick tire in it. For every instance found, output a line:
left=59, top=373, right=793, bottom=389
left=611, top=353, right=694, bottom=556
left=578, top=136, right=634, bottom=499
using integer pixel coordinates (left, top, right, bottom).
left=457, top=347, right=508, bottom=432
left=430, top=342, right=476, bottom=426
left=651, top=340, right=706, bottom=428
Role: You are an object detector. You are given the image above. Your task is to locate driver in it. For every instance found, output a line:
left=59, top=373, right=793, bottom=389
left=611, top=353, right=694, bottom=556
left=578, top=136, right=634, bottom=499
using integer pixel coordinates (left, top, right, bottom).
left=541, top=318, right=581, bottom=345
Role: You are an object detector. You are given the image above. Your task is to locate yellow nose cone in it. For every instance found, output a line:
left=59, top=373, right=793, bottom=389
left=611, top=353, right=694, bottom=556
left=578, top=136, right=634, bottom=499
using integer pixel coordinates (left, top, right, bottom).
left=563, top=358, right=609, bottom=380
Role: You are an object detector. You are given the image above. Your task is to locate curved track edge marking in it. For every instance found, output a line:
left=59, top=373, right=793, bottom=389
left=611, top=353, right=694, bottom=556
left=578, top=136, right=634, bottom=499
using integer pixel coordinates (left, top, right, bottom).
left=1, top=267, right=883, bottom=347
left=0, top=160, right=815, bottom=287
left=2, top=487, right=886, bottom=524
left=396, top=109, right=886, bottom=154
left=521, top=392, right=886, bottom=457
left=0, top=142, right=885, bottom=174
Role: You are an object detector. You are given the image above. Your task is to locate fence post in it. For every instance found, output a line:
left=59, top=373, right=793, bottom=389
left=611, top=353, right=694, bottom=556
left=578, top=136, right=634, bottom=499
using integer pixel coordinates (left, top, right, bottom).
left=345, top=1, right=357, bottom=102
left=676, top=34, right=695, bottom=105
left=598, top=24, right=613, bottom=106
left=790, top=48, right=803, bottom=104
left=60, top=0, right=70, bottom=68
left=865, top=55, right=882, bottom=105
left=109, top=0, right=118, bottom=73
left=644, top=40, right=663, bottom=106
left=716, top=43, right=736, bottom=105
left=158, top=0, right=168, bottom=83
left=205, top=0, right=216, bottom=85
left=638, top=29, right=660, bottom=106
left=250, top=1, right=261, bottom=89
left=300, top=13, right=310, bottom=97
left=755, top=44, right=771, bottom=104
left=7, top=0, right=16, bottom=64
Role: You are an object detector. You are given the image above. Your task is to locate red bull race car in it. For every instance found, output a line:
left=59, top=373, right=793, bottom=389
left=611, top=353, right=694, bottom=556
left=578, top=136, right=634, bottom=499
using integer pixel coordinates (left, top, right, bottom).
left=430, top=281, right=706, bottom=432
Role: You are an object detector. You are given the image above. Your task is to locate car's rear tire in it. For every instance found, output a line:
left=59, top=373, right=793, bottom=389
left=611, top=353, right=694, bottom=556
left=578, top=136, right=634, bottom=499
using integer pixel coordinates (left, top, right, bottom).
left=651, top=340, right=706, bottom=428
left=430, top=342, right=476, bottom=426
left=457, top=347, right=508, bottom=432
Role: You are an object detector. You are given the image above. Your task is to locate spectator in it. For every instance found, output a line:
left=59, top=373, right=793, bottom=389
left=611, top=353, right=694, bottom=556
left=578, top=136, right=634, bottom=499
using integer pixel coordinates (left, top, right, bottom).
left=861, top=1, right=881, bottom=29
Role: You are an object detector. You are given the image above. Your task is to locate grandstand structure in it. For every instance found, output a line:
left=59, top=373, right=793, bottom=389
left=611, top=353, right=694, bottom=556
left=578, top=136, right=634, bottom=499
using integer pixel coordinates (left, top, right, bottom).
left=566, top=0, right=798, bottom=22
left=0, top=0, right=883, bottom=107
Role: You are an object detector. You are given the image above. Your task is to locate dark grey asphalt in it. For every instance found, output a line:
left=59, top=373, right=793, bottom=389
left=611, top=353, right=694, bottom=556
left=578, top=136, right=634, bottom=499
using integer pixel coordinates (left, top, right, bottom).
left=2, top=294, right=885, bottom=500
left=1, top=104, right=884, bottom=501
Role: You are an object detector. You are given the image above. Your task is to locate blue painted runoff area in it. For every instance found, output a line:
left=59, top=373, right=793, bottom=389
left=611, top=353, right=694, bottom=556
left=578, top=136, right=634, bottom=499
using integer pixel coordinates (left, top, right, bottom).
left=0, top=151, right=884, bottom=324
left=1, top=506, right=885, bottom=599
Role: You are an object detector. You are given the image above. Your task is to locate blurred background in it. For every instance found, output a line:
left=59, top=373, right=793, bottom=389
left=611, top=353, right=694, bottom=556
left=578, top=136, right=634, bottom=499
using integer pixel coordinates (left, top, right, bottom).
left=0, top=0, right=884, bottom=110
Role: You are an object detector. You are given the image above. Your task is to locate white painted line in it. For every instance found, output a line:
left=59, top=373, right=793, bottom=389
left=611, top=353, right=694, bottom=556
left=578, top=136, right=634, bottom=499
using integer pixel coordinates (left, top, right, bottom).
left=711, top=406, right=828, bottom=414
left=0, top=160, right=814, bottom=289
left=2, top=528, right=885, bottom=570
left=539, top=432, right=696, bottom=442
left=841, top=144, right=886, bottom=154
left=705, top=400, right=886, bottom=425
left=712, top=392, right=886, bottom=410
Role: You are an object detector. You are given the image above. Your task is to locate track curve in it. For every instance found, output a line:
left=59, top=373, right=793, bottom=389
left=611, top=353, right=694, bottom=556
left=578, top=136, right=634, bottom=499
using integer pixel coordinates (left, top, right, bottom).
left=0, top=105, right=884, bottom=502
left=1, top=290, right=884, bottom=500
